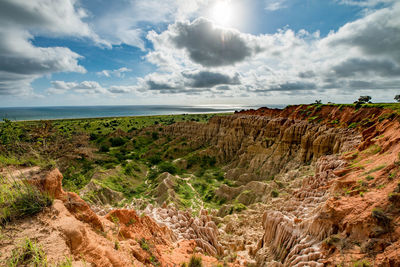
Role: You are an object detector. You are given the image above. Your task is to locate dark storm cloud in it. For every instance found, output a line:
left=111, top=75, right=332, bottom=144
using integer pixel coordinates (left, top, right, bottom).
left=332, top=58, right=400, bottom=78
left=170, top=18, right=259, bottom=67
left=182, top=71, right=240, bottom=88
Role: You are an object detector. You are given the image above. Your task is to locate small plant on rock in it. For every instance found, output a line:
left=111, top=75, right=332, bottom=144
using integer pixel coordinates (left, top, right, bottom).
left=271, top=189, right=279, bottom=198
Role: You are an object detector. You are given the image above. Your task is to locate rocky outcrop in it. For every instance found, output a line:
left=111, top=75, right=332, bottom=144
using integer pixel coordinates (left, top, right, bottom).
left=145, top=204, right=223, bottom=257
left=80, top=180, right=124, bottom=206
left=1, top=168, right=221, bottom=266
left=155, top=172, right=179, bottom=205
left=255, top=155, right=347, bottom=266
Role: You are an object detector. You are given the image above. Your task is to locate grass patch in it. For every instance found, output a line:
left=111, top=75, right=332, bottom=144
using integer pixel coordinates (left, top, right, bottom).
left=365, top=164, right=386, bottom=174
left=0, top=174, right=53, bottom=224
left=181, top=255, right=203, bottom=267
left=6, top=238, right=47, bottom=267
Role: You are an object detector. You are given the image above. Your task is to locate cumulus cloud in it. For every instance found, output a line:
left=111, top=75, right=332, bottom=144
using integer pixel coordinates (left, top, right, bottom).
left=142, top=1, right=400, bottom=99
left=91, top=0, right=209, bottom=50
left=47, top=81, right=107, bottom=95
left=150, top=18, right=261, bottom=67
left=331, top=58, right=400, bottom=77
left=139, top=70, right=241, bottom=95
left=97, top=67, right=132, bottom=78
left=0, top=0, right=101, bottom=96
left=47, top=80, right=137, bottom=95
left=182, top=71, right=240, bottom=88
left=323, top=2, right=400, bottom=63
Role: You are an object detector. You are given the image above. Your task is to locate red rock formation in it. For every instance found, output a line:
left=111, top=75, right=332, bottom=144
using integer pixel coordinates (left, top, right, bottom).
left=5, top=168, right=222, bottom=266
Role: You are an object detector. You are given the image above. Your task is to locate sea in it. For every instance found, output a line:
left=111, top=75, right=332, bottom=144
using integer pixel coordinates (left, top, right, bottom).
left=0, top=104, right=287, bottom=121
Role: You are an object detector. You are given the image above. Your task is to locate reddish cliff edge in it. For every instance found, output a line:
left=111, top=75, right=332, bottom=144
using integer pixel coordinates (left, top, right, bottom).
left=2, top=104, right=400, bottom=266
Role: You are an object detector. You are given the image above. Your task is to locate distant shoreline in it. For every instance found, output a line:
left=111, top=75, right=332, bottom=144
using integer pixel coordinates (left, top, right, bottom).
left=0, top=104, right=285, bottom=122
left=4, top=112, right=233, bottom=123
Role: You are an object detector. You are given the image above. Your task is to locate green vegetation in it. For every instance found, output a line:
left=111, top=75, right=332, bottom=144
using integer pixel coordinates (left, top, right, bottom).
left=365, top=175, right=374, bottom=181
left=6, top=238, right=47, bottom=267
left=181, top=255, right=203, bottom=267
left=353, top=259, right=372, bottom=267
left=271, top=189, right=279, bottom=198
left=365, top=164, right=386, bottom=174
left=139, top=238, right=150, bottom=251
left=57, top=257, right=73, bottom=267
left=0, top=174, right=53, bottom=224
left=372, top=208, right=392, bottom=233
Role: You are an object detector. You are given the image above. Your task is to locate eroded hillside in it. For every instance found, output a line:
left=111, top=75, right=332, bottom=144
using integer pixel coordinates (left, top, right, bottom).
left=1, top=104, right=400, bottom=266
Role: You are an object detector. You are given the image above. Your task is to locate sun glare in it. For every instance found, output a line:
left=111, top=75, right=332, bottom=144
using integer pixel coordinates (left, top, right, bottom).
left=211, top=0, right=233, bottom=26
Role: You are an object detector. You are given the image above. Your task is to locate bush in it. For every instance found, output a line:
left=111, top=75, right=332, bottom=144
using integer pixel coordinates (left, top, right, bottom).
left=109, top=137, right=126, bottom=147
left=139, top=238, right=150, bottom=251
left=271, top=189, right=279, bottom=198
left=6, top=238, right=47, bottom=266
left=233, top=203, right=247, bottom=212
left=148, top=154, right=162, bottom=165
left=1, top=176, right=53, bottom=224
left=158, top=162, right=177, bottom=175
left=372, top=208, right=392, bottom=232
left=188, top=255, right=203, bottom=267
left=151, top=132, right=159, bottom=140
left=99, top=144, right=110, bottom=152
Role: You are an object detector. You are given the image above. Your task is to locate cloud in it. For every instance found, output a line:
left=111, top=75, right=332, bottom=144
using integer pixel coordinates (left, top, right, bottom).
left=0, top=0, right=101, bottom=96
left=97, top=67, right=132, bottom=78
left=150, top=18, right=261, bottom=67
left=265, top=0, right=288, bottom=11
left=108, top=85, right=136, bottom=94
left=47, top=80, right=137, bottom=95
left=140, top=69, right=241, bottom=95
left=0, top=0, right=106, bottom=45
left=323, top=3, right=400, bottom=63
left=91, top=0, right=209, bottom=50
left=182, top=71, right=240, bottom=88
left=331, top=58, right=400, bottom=77
left=336, top=0, right=395, bottom=7
left=250, top=81, right=317, bottom=93
left=47, top=81, right=107, bottom=95
left=298, top=71, right=316, bottom=78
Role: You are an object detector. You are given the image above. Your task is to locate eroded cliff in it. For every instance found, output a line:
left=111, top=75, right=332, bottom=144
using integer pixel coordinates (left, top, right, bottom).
left=2, top=104, right=400, bottom=266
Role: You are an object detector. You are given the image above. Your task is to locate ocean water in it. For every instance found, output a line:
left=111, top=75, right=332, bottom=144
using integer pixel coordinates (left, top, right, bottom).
left=0, top=104, right=287, bottom=121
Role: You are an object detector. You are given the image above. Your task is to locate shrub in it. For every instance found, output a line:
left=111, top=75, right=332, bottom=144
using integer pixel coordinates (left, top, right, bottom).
left=372, top=208, right=392, bottom=232
left=99, top=144, right=110, bottom=152
left=151, top=132, right=159, bottom=140
left=7, top=238, right=47, bottom=266
left=109, top=137, right=126, bottom=147
left=233, top=203, right=247, bottom=212
left=366, top=175, right=374, bottom=181
left=148, top=155, right=162, bottom=165
left=158, top=162, right=177, bottom=175
left=353, top=259, right=372, bottom=267
left=271, top=189, right=279, bottom=198
left=139, top=238, right=150, bottom=251
left=1, top=175, right=53, bottom=224
left=188, top=255, right=203, bottom=267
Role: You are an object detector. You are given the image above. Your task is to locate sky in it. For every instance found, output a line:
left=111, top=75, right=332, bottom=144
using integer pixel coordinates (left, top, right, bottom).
left=0, top=0, right=399, bottom=107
